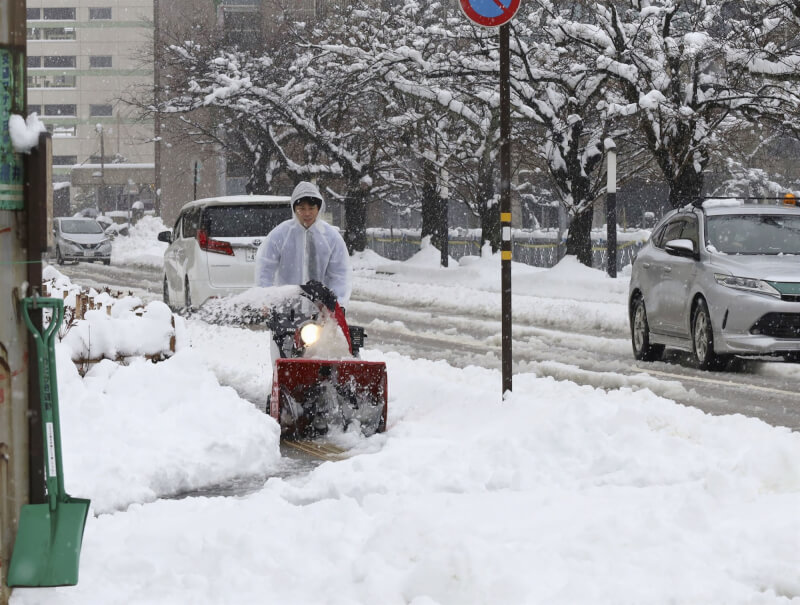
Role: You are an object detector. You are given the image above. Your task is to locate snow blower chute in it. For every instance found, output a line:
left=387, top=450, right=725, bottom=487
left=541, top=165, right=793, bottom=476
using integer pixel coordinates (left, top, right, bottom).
left=266, top=281, right=387, bottom=438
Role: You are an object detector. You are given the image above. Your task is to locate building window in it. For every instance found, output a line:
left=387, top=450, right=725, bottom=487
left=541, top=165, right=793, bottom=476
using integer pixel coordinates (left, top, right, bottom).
left=43, top=27, right=77, bottom=41
left=27, top=56, right=41, bottom=68
left=28, top=74, right=77, bottom=89
left=90, top=104, right=113, bottom=117
left=89, top=7, right=112, bottom=19
left=52, top=156, right=78, bottom=166
left=89, top=56, right=112, bottom=68
left=43, top=56, right=76, bottom=68
left=29, top=27, right=77, bottom=41
left=51, top=125, right=78, bottom=138
left=27, top=8, right=42, bottom=20
left=44, top=104, right=77, bottom=117
left=27, top=105, right=42, bottom=116
left=43, top=8, right=76, bottom=20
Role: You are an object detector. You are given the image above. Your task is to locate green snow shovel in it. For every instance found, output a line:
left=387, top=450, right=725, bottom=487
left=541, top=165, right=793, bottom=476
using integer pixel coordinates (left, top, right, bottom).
left=7, top=297, right=90, bottom=587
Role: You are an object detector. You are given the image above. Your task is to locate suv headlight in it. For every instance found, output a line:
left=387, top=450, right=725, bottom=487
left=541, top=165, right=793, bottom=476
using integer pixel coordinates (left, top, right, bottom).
left=99, top=239, right=112, bottom=251
left=61, top=239, right=81, bottom=252
left=714, top=273, right=781, bottom=298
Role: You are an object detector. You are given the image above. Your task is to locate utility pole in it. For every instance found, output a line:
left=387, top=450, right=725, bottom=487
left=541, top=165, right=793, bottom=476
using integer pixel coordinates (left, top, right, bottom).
left=1, top=1, right=30, bottom=603
left=605, top=138, right=617, bottom=278
left=96, top=123, right=105, bottom=211
left=153, top=0, right=162, bottom=215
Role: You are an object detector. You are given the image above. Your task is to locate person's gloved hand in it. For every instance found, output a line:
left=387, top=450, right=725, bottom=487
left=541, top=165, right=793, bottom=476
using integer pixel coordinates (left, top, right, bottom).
left=299, top=280, right=337, bottom=311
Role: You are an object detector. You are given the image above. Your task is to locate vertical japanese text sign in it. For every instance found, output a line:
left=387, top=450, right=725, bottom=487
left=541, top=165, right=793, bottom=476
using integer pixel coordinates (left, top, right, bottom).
left=1, top=48, right=24, bottom=210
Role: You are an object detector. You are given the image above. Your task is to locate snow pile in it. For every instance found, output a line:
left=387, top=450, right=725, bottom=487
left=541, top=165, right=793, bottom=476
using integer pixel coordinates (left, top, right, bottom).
left=60, top=300, right=181, bottom=363
left=43, top=266, right=187, bottom=363
left=56, top=347, right=281, bottom=513
left=12, top=345, right=800, bottom=604
left=111, top=215, right=169, bottom=268
left=8, top=113, right=47, bottom=153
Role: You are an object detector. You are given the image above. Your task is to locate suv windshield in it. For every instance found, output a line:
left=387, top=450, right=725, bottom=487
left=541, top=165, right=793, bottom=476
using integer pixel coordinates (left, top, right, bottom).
left=203, top=204, right=292, bottom=238
left=706, top=214, right=800, bottom=255
left=60, top=219, right=104, bottom=234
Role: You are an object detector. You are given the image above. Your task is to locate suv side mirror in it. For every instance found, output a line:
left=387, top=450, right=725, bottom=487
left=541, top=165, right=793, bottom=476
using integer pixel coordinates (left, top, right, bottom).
left=665, top=238, right=696, bottom=258
left=157, top=230, right=172, bottom=244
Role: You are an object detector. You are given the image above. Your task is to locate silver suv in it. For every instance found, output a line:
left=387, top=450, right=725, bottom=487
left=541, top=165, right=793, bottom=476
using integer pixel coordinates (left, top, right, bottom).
left=629, top=200, right=800, bottom=369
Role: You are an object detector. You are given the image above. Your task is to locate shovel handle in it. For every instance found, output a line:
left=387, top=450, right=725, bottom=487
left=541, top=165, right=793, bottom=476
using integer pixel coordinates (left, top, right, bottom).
left=22, top=298, right=67, bottom=510
left=22, top=297, right=64, bottom=349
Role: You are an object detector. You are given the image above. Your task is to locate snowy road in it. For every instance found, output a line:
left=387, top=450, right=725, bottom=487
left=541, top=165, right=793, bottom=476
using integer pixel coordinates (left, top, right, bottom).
left=57, top=261, right=800, bottom=430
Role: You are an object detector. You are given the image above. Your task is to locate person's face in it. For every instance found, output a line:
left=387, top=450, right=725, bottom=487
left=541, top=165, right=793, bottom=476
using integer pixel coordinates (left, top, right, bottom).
left=295, top=199, right=320, bottom=228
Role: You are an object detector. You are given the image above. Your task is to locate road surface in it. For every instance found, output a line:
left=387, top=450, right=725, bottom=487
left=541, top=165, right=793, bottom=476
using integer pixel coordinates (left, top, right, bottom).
left=57, top=261, right=800, bottom=430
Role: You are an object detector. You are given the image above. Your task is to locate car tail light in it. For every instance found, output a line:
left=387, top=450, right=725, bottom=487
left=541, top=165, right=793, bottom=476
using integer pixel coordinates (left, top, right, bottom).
left=196, top=229, right=234, bottom=256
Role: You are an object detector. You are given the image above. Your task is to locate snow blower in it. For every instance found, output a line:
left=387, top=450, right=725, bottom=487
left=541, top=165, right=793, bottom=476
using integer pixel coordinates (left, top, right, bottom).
left=266, top=281, right=387, bottom=438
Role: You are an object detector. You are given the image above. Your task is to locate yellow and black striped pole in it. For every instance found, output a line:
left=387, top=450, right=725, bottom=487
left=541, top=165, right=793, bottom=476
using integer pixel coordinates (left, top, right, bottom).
left=499, top=24, right=512, bottom=394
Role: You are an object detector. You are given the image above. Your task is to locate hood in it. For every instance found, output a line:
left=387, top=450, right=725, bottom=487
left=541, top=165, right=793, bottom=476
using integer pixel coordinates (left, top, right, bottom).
left=59, top=233, right=108, bottom=245
left=708, top=253, right=800, bottom=282
left=290, top=181, right=326, bottom=214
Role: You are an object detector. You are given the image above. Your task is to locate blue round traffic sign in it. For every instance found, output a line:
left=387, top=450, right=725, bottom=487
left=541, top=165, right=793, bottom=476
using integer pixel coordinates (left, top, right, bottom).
left=460, top=0, right=521, bottom=27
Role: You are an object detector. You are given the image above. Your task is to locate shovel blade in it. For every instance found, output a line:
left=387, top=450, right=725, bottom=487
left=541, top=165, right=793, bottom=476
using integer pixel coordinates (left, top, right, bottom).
left=8, top=497, right=91, bottom=587
left=272, top=359, right=387, bottom=437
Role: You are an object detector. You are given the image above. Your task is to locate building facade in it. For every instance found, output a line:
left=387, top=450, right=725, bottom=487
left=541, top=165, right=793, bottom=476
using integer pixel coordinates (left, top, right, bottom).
left=26, top=0, right=154, bottom=215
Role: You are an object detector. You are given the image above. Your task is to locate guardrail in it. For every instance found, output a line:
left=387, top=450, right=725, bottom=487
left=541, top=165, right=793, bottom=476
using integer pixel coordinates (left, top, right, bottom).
left=365, top=231, right=645, bottom=272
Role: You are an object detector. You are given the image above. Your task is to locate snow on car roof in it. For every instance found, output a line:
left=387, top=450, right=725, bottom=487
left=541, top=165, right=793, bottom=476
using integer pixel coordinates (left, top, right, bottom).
left=179, top=195, right=291, bottom=212
left=703, top=202, right=800, bottom=216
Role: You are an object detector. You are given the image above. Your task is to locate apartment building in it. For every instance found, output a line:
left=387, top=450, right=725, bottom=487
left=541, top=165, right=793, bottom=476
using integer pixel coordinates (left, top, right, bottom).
left=26, top=0, right=154, bottom=214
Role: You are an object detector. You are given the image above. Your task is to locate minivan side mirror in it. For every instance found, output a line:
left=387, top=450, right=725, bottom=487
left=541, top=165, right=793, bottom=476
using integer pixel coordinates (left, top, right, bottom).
left=664, top=238, right=696, bottom=258
left=157, top=230, right=172, bottom=244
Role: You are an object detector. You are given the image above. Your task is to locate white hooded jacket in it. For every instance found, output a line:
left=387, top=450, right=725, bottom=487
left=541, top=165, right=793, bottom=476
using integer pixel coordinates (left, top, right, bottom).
left=254, top=182, right=352, bottom=307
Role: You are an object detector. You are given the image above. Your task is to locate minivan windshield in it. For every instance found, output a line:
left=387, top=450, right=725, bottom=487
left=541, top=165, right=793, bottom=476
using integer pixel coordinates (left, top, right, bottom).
left=706, top=214, right=800, bottom=255
left=204, top=204, right=292, bottom=238
left=60, top=219, right=104, bottom=234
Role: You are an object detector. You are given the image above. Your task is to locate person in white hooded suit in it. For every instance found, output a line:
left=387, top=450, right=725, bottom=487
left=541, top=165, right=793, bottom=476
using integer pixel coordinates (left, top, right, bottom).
left=255, top=181, right=352, bottom=307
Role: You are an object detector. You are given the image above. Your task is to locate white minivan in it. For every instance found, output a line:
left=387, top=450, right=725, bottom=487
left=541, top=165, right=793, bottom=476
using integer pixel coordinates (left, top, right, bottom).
left=158, top=195, right=292, bottom=309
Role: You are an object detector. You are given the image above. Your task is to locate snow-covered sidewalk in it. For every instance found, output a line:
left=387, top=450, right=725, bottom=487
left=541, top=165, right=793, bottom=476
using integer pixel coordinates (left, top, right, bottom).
left=9, top=236, right=800, bottom=605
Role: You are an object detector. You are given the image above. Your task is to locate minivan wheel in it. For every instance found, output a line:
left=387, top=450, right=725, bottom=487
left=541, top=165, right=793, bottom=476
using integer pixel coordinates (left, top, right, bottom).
left=631, top=296, right=664, bottom=361
left=184, top=278, right=192, bottom=309
left=692, top=299, right=728, bottom=370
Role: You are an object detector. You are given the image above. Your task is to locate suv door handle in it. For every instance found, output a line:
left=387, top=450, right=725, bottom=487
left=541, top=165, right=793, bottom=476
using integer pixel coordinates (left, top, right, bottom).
left=641, top=262, right=651, bottom=269
left=663, top=266, right=672, bottom=273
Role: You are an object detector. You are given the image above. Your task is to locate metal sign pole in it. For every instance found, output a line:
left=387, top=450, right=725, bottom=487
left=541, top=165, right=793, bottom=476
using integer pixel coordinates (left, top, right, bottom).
left=500, top=24, right=512, bottom=394
left=458, top=0, right=518, bottom=395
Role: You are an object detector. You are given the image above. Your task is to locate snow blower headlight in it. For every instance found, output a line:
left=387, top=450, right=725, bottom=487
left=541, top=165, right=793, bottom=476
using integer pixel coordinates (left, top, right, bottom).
left=299, top=322, right=323, bottom=346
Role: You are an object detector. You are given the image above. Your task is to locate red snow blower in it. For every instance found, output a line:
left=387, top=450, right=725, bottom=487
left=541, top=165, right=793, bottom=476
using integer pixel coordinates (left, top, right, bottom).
left=266, top=281, right=387, bottom=438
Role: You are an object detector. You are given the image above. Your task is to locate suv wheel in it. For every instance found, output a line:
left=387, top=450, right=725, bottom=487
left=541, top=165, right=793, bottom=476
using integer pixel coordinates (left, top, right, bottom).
left=184, top=277, right=192, bottom=309
left=631, top=296, right=664, bottom=361
left=692, top=299, right=728, bottom=370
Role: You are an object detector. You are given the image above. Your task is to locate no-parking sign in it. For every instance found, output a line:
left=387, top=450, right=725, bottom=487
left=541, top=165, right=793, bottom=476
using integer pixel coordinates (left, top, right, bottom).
left=460, top=0, right=521, bottom=27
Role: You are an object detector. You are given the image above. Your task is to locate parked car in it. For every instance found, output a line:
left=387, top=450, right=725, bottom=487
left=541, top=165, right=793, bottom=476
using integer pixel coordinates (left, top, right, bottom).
left=53, top=217, right=112, bottom=265
left=629, top=199, right=800, bottom=369
left=158, top=195, right=293, bottom=309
